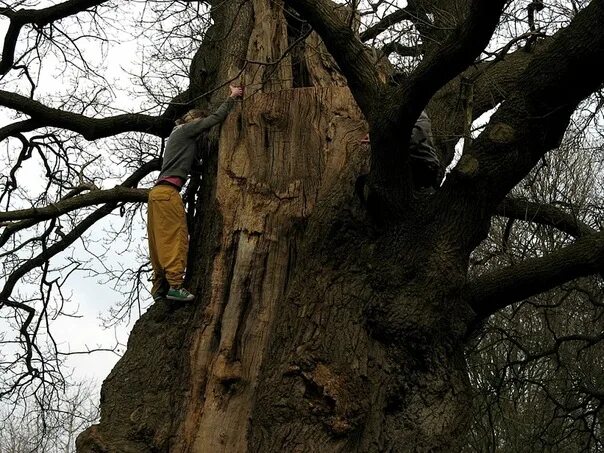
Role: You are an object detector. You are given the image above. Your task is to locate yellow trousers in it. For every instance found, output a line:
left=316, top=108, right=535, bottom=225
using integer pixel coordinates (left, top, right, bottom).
left=147, top=184, right=188, bottom=294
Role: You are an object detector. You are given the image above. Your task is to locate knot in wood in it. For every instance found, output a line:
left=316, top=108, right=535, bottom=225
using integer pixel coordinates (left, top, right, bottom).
left=488, top=123, right=516, bottom=144
left=260, top=111, right=286, bottom=128
left=455, top=155, right=479, bottom=178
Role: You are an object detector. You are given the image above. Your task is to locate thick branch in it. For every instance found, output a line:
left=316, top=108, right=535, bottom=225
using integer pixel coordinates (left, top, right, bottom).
left=0, top=187, right=149, bottom=223
left=0, top=0, right=109, bottom=75
left=472, top=0, right=604, bottom=191
left=467, top=230, right=604, bottom=318
left=430, top=43, right=539, bottom=165
left=0, top=90, right=172, bottom=139
left=401, top=0, right=507, bottom=117
left=436, top=0, right=604, bottom=255
left=284, top=0, right=381, bottom=113
left=366, top=0, right=506, bottom=198
left=0, top=119, right=42, bottom=142
left=495, top=197, right=594, bottom=238
left=360, top=7, right=413, bottom=42
left=0, top=159, right=159, bottom=249
left=382, top=42, right=420, bottom=58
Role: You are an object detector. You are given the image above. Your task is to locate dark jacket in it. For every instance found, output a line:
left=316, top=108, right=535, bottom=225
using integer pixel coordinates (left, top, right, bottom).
left=410, top=111, right=441, bottom=188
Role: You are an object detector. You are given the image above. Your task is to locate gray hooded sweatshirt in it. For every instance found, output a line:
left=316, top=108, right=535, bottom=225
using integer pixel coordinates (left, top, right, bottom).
left=157, top=98, right=235, bottom=183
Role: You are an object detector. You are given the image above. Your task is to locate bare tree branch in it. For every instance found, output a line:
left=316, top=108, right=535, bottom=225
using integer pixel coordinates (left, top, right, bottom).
left=437, top=0, right=604, bottom=254
left=0, top=90, right=173, bottom=139
left=495, top=197, right=595, bottom=239
left=359, top=7, right=415, bottom=42
left=2, top=156, right=157, bottom=234
left=478, top=0, right=604, bottom=190
left=1, top=207, right=140, bottom=303
left=0, top=187, right=148, bottom=224
left=430, top=39, right=543, bottom=165
left=0, top=157, right=158, bottom=381
left=0, top=158, right=158, bottom=292
left=0, top=119, right=42, bottom=142
left=0, top=0, right=110, bottom=75
left=468, top=230, right=604, bottom=319
left=345, top=0, right=505, bottom=210
left=399, top=0, right=508, bottom=121
left=0, top=298, right=36, bottom=373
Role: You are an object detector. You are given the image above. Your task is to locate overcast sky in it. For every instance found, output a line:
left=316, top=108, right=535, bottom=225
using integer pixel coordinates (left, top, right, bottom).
left=0, top=3, right=165, bottom=397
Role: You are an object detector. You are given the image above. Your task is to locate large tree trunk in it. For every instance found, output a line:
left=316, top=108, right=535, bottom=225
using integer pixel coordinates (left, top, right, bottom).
left=77, top=2, right=474, bottom=452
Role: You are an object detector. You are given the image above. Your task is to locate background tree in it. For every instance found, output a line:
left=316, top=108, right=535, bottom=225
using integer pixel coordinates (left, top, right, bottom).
left=0, top=380, right=99, bottom=453
left=464, top=142, right=604, bottom=452
left=0, top=0, right=603, bottom=452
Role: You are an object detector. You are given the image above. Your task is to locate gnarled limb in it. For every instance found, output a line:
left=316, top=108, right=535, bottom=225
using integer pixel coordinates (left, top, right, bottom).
left=397, top=0, right=508, bottom=125
left=0, top=187, right=149, bottom=224
left=467, top=229, right=604, bottom=319
left=0, top=90, right=173, bottom=139
left=495, top=197, right=594, bottom=239
left=469, top=0, right=603, bottom=192
left=430, top=43, right=539, bottom=165
left=437, top=0, right=604, bottom=254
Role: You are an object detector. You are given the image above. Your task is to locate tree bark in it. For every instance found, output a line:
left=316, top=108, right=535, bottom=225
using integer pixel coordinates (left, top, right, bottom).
left=77, top=81, right=472, bottom=451
left=74, top=1, right=603, bottom=451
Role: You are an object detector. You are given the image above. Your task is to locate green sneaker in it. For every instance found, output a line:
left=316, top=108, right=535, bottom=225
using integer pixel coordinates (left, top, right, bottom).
left=166, top=287, right=195, bottom=302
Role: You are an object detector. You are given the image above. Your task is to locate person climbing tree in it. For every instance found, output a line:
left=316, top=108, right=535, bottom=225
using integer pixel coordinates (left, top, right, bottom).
left=409, top=110, right=442, bottom=191
left=361, top=110, right=442, bottom=191
left=148, top=85, right=244, bottom=302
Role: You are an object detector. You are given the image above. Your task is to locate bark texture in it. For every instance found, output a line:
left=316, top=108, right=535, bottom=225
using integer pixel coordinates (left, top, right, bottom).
left=77, top=86, right=377, bottom=451
left=76, top=1, right=395, bottom=451
left=74, top=0, right=604, bottom=451
left=177, top=86, right=369, bottom=452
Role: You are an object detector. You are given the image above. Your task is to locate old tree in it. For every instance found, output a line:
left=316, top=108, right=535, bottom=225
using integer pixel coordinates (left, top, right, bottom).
left=1, top=0, right=604, bottom=451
